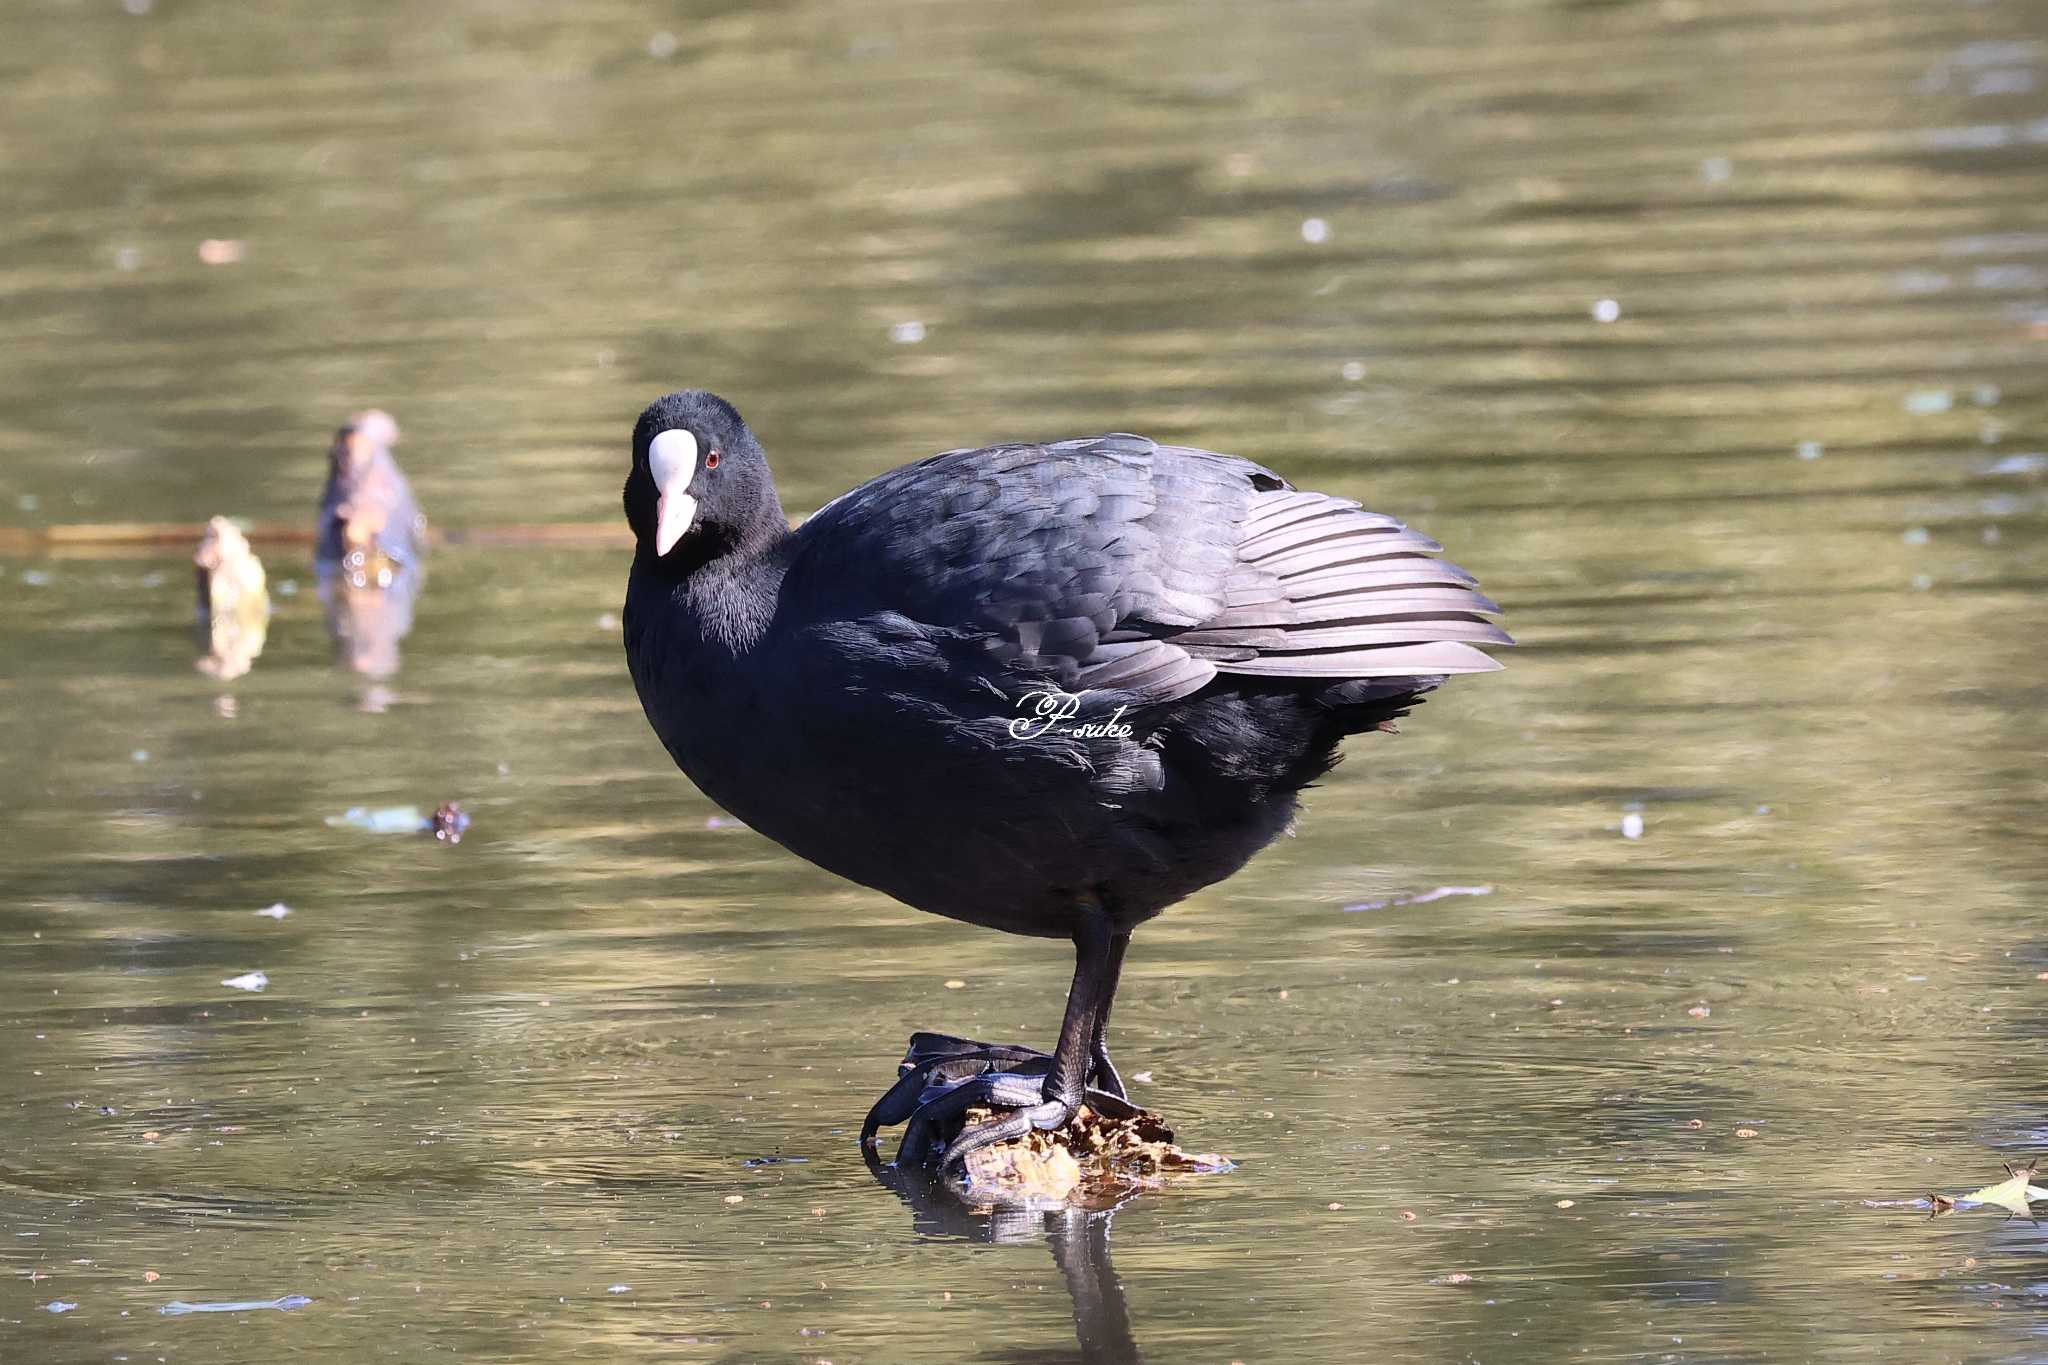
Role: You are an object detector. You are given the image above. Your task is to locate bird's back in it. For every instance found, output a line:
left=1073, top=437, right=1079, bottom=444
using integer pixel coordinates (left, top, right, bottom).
left=784, top=433, right=1504, bottom=708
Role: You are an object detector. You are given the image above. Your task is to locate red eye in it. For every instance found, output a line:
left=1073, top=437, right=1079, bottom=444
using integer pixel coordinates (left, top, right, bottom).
left=705, top=450, right=721, bottom=470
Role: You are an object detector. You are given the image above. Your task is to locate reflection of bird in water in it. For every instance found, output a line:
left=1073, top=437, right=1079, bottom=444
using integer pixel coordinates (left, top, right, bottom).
left=316, top=409, right=426, bottom=680
left=868, top=1159, right=1143, bottom=1365
left=193, top=516, right=269, bottom=680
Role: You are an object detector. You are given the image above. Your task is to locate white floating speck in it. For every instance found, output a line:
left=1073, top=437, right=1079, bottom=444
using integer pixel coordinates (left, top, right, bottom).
left=21, top=569, right=52, bottom=587
left=1983, top=526, right=2002, bottom=544
left=888, top=320, right=926, bottom=344
left=131, top=749, right=149, bottom=763
left=1973, top=263, right=2043, bottom=290
left=1300, top=217, right=1331, bottom=244
left=18, top=493, right=39, bottom=512
left=1340, top=360, right=1366, bottom=382
left=1910, top=573, right=1934, bottom=592
left=1699, top=156, right=1732, bottom=184
left=648, top=31, right=679, bottom=59
left=256, top=903, right=290, bottom=920
left=1344, top=885, right=1494, bottom=912
left=1921, top=123, right=2012, bottom=151
left=1620, top=812, right=1644, bottom=839
left=1903, top=526, right=1930, bottom=545
left=197, top=239, right=245, bottom=266
left=1592, top=298, right=1621, bottom=323
left=1988, top=452, right=2045, bottom=475
left=222, top=971, right=268, bottom=992
left=1903, top=388, right=1953, bottom=415
left=1973, top=383, right=2002, bottom=407
left=1941, top=229, right=2048, bottom=255
left=45, top=1300, right=79, bottom=1314
left=1970, top=68, right=2036, bottom=97
left=597, top=612, right=620, bottom=631
left=1795, top=440, right=1823, bottom=461
left=1950, top=41, right=2037, bottom=70
left=275, top=579, right=298, bottom=597
left=607, top=1284, right=632, bottom=1294
left=1892, top=270, right=1950, bottom=295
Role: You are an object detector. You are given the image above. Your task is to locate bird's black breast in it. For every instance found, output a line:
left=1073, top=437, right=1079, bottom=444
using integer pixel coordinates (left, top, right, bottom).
left=628, top=576, right=1317, bottom=937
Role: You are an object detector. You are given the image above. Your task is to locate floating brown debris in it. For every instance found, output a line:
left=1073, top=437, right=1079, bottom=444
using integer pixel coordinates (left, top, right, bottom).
left=953, top=1103, right=1229, bottom=1208
left=324, top=802, right=472, bottom=842
left=431, top=802, right=471, bottom=843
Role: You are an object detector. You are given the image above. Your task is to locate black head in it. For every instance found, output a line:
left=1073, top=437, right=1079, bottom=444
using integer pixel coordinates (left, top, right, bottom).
left=624, top=390, right=784, bottom=568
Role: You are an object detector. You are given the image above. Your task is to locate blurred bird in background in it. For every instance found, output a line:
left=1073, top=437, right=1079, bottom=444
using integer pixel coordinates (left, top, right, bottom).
left=316, top=408, right=426, bottom=681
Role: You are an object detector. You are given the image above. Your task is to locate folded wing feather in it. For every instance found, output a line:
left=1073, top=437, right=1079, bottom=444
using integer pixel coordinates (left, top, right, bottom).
left=794, top=435, right=1508, bottom=702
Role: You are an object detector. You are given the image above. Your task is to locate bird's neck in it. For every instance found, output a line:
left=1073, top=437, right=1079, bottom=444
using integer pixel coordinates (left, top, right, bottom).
left=636, top=527, right=792, bottom=655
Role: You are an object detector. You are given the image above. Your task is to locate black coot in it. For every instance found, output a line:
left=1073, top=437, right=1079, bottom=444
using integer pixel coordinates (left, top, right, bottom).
left=622, top=390, right=1508, bottom=1171
left=315, top=409, right=426, bottom=678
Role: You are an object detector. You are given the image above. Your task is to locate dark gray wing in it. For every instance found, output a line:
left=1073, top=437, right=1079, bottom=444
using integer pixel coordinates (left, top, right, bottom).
left=1173, top=486, right=1510, bottom=677
left=787, top=434, right=1506, bottom=706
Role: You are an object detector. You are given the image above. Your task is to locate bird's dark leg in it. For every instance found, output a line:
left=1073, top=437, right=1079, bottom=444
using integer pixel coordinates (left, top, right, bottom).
left=1088, top=931, right=1132, bottom=1102
left=936, top=907, right=1125, bottom=1171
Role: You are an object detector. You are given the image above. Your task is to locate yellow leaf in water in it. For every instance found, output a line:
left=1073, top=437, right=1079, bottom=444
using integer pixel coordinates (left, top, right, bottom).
left=1960, top=1162, right=2047, bottom=1216
left=1961, top=1173, right=2032, bottom=1216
